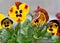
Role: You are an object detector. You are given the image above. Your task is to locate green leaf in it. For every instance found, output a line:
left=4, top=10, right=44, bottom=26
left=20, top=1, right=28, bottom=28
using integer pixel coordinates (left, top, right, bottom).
left=0, top=28, right=14, bottom=43
left=54, top=37, right=60, bottom=43
left=7, top=36, right=16, bottom=43
left=0, top=30, right=2, bottom=34
left=17, top=34, right=25, bottom=43
left=27, top=26, right=34, bottom=38
left=7, top=28, right=15, bottom=36
left=1, top=29, right=11, bottom=43
left=0, top=36, right=4, bottom=43
left=40, top=23, right=47, bottom=37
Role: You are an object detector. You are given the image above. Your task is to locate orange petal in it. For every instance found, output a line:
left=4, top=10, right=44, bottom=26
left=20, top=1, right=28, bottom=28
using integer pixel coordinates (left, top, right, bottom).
left=17, top=19, right=22, bottom=22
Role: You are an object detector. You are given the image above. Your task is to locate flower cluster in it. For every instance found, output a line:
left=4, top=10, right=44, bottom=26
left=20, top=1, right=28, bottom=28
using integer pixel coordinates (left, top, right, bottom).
left=0, top=2, right=29, bottom=29
left=0, top=1, right=60, bottom=43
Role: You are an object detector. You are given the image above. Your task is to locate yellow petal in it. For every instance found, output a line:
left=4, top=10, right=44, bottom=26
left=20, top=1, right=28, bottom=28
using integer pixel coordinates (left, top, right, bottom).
left=19, top=3, right=30, bottom=15
left=0, top=13, right=6, bottom=29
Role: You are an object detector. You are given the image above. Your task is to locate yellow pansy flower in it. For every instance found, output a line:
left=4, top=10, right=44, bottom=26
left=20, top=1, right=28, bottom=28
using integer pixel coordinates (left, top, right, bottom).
left=1, top=18, right=13, bottom=29
left=8, top=2, right=30, bottom=22
left=47, top=20, right=59, bottom=35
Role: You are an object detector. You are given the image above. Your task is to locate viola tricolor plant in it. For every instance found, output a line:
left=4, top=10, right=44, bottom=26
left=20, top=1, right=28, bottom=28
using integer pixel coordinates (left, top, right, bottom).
left=0, top=1, right=60, bottom=43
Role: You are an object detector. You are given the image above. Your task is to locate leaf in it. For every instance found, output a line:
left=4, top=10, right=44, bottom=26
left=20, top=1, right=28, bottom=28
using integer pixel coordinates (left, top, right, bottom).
left=0, top=28, right=15, bottom=43
left=0, top=30, right=2, bottom=34
left=7, top=36, right=16, bottom=43
left=1, top=29, right=11, bottom=43
left=40, top=23, right=47, bottom=37
left=25, top=26, right=35, bottom=43
left=54, top=37, right=60, bottom=43
left=0, top=36, right=4, bottom=43
left=27, top=26, right=34, bottom=38
left=8, top=28, right=15, bottom=36
left=17, top=34, right=25, bottom=43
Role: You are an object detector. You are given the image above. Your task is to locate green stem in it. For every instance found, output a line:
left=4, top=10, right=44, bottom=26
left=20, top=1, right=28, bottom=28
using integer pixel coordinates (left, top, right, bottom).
left=12, top=23, right=21, bottom=43
left=15, top=23, right=21, bottom=36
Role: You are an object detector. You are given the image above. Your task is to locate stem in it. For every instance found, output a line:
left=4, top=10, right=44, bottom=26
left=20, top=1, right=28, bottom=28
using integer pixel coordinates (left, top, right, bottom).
left=12, top=23, right=21, bottom=43
left=15, top=23, right=21, bottom=36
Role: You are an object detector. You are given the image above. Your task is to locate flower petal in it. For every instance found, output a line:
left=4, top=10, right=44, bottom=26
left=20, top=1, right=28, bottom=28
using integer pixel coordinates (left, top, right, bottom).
left=0, top=14, right=6, bottom=29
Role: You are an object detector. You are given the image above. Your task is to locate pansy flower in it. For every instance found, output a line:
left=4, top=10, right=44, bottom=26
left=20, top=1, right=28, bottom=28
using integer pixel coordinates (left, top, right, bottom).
left=32, top=6, right=49, bottom=26
left=8, top=1, right=30, bottom=22
left=1, top=18, right=13, bottom=29
left=47, top=20, right=59, bottom=35
left=56, top=12, right=60, bottom=37
left=0, top=14, right=6, bottom=29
